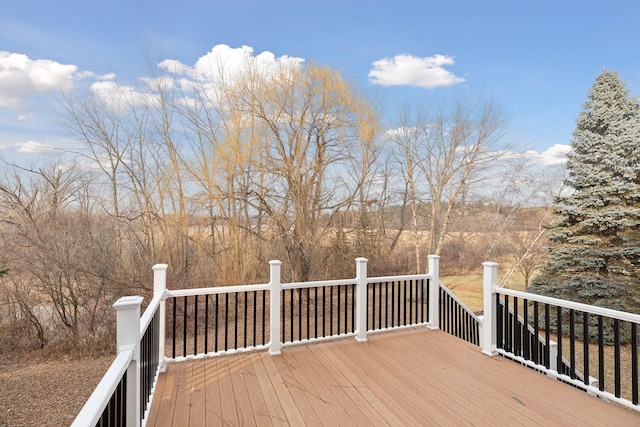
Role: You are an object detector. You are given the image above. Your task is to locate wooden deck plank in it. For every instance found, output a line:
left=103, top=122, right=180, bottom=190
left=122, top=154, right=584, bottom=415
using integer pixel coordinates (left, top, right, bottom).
left=283, top=347, right=350, bottom=425
left=249, top=352, right=290, bottom=426
left=148, top=328, right=640, bottom=426
left=330, top=336, right=456, bottom=425
left=310, top=343, right=406, bottom=426
left=217, top=356, right=240, bottom=425
left=298, top=345, right=375, bottom=426
left=171, top=360, right=192, bottom=426
left=203, top=357, right=222, bottom=427
left=238, top=353, right=272, bottom=425
left=187, top=360, right=206, bottom=427
left=270, top=351, right=325, bottom=425
left=148, top=362, right=178, bottom=426
left=146, top=364, right=167, bottom=425
left=259, top=352, right=307, bottom=426
left=360, top=331, right=495, bottom=426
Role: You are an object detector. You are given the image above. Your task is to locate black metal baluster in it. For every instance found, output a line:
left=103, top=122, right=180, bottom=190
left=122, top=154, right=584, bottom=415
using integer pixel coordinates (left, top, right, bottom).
left=290, top=289, right=294, bottom=342
left=523, top=299, right=529, bottom=360
left=391, top=281, right=395, bottom=327
left=556, top=306, right=562, bottom=373
left=569, top=309, right=575, bottom=379
left=410, top=280, right=414, bottom=324
left=514, top=297, right=520, bottom=356
left=215, top=294, right=219, bottom=352
left=544, top=304, right=551, bottom=369
left=322, top=286, right=326, bottom=337
left=598, top=315, right=605, bottom=391
left=632, top=323, right=638, bottom=405
left=298, top=288, right=302, bottom=341
left=330, top=286, right=334, bottom=336
left=504, top=295, right=510, bottom=352
left=224, top=293, right=229, bottom=351
left=243, top=292, right=248, bottom=348
left=496, top=295, right=503, bottom=350
left=282, top=288, right=286, bottom=342
left=252, top=291, right=257, bottom=347
left=583, top=311, right=589, bottom=386
left=205, top=295, right=210, bottom=353
left=614, top=319, right=621, bottom=398
left=262, top=290, right=266, bottom=345
left=234, top=292, right=239, bottom=349
left=194, top=295, right=199, bottom=355
left=183, top=296, right=187, bottom=357
left=351, top=284, right=355, bottom=332
left=403, top=280, right=408, bottom=325
left=336, top=286, right=340, bottom=335
left=533, top=301, right=539, bottom=364
left=314, top=287, right=318, bottom=339
left=172, top=298, right=177, bottom=359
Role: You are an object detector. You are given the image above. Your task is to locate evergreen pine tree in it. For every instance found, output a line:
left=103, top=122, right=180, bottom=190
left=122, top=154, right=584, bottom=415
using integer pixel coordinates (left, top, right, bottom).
left=530, top=70, right=640, bottom=316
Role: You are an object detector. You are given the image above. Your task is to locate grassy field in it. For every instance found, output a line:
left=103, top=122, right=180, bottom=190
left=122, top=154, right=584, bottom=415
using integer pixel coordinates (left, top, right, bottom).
left=440, top=272, right=527, bottom=312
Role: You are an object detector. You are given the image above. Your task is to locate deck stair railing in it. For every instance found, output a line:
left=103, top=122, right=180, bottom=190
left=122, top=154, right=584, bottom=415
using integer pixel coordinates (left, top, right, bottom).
left=438, top=284, right=481, bottom=346
left=482, top=262, right=640, bottom=412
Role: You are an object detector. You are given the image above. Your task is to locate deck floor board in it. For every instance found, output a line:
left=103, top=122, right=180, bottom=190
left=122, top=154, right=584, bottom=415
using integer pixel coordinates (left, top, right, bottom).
left=146, top=328, right=640, bottom=426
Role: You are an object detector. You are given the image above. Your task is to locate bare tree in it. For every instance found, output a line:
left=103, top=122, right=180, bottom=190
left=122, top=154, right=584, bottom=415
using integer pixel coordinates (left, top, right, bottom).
left=388, top=98, right=509, bottom=262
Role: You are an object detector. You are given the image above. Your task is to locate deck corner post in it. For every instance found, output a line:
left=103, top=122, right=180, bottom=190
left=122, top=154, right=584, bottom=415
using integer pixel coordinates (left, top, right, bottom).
left=153, top=263, right=168, bottom=372
left=113, top=295, right=144, bottom=427
left=269, top=260, right=283, bottom=356
left=355, top=257, right=369, bottom=342
left=427, top=255, right=440, bottom=330
left=481, top=262, right=499, bottom=357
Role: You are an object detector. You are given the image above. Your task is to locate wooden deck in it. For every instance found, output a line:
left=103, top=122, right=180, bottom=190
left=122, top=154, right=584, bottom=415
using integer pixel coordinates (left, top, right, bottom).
left=146, top=328, right=640, bottom=426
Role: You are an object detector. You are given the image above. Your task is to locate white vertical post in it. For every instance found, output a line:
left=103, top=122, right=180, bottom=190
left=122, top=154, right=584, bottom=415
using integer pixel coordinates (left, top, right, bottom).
left=427, top=255, right=440, bottom=330
left=482, top=262, right=499, bottom=356
left=549, top=340, right=558, bottom=372
left=113, top=295, right=143, bottom=427
left=269, top=260, right=282, bottom=356
left=153, top=263, right=168, bottom=372
left=355, top=257, right=368, bottom=342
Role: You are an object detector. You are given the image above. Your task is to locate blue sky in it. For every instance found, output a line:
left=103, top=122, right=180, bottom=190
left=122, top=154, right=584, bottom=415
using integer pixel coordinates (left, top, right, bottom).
left=2, top=1, right=640, bottom=165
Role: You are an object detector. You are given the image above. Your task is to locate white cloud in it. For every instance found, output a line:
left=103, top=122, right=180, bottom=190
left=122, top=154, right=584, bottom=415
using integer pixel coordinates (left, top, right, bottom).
left=16, top=140, right=59, bottom=155
left=0, top=51, right=78, bottom=108
left=368, top=54, right=465, bottom=88
left=158, top=44, right=304, bottom=84
left=524, top=144, right=571, bottom=166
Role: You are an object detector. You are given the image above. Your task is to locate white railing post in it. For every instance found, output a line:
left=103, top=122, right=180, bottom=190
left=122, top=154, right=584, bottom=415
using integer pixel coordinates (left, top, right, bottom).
left=153, top=263, right=168, bottom=372
left=549, top=340, right=558, bottom=372
left=427, top=255, right=440, bottom=330
left=269, top=260, right=282, bottom=356
left=482, top=262, right=499, bottom=356
left=113, top=295, right=143, bottom=427
left=355, top=257, right=368, bottom=342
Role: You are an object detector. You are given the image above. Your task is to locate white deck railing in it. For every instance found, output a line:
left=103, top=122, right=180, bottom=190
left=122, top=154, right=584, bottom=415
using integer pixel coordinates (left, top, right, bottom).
left=73, top=257, right=640, bottom=425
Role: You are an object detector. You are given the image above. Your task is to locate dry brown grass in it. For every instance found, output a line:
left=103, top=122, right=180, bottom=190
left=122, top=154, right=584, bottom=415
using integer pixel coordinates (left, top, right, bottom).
left=0, top=351, right=113, bottom=426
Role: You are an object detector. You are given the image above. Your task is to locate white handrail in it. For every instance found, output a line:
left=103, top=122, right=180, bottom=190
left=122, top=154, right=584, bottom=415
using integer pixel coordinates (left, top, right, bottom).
left=167, top=283, right=270, bottom=298
left=367, top=273, right=431, bottom=283
left=496, top=286, right=640, bottom=324
left=140, top=295, right=162, bottom=336
left=282, top=278, right=356, bottom=290
left=71, top=349, right=134, bottom=427
left=439, top=281, right=482, bottom=323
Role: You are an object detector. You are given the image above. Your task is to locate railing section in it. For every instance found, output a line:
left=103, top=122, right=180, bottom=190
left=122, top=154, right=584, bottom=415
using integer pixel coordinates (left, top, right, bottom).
left=76, top=257, right=451, bottom=425
left=367, top=276, right=429, bottom=332
left=166, top=285, right=270, bottom=360
left=439, top=285, right=481, bottom=346
left=483, top=263, right=640, bottom=412
left=281, top=280, right=356, bottom=344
